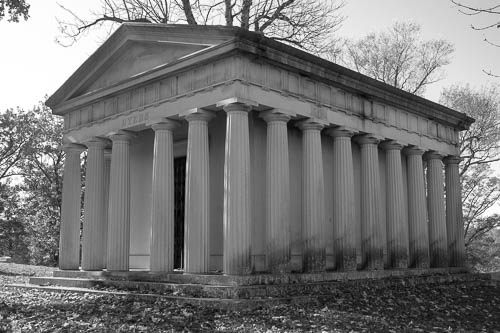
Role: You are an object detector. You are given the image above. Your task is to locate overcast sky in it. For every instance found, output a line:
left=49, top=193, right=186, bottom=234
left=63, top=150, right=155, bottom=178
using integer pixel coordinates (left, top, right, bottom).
left=0, top=0, right=498, bottom=111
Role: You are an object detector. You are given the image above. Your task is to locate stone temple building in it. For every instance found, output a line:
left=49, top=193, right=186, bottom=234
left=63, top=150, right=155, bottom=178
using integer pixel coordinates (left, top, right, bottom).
left=46, top=24, right=474, bottom=276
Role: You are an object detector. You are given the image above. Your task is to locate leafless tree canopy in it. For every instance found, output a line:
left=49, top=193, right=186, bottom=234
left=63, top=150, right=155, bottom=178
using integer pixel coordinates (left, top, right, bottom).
left=338, top=22, right=454, bottom=96
left=57, top=0, right=345, bottom=53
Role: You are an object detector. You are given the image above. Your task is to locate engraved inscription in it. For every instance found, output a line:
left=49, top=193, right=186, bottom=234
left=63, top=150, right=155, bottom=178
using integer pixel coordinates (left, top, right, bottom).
left=122, top=112, right=150, bottom=127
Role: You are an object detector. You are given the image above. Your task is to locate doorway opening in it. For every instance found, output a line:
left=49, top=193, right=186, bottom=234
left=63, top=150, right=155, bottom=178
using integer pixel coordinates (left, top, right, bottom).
left=174, top=156, right=186, bottom=270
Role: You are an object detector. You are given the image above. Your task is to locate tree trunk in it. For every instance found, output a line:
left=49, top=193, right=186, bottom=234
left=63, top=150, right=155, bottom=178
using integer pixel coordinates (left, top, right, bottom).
left=224, top=0, right=233, bottom=26
left=241, top=0, right=252, bottom=30
left=181, top=0, right=197, bottom=25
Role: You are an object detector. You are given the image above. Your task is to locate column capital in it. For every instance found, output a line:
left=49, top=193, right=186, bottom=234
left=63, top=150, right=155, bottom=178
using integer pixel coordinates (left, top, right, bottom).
left=63, top=143, right=86, bottom=154
left=260, top=110, right=291, bottom=123
left=182, top=109, right=216, bottom=123
left=216, top=97, right=258, bottom=111
left=148, top=118, right=180, bottom=132
left=380, top=140, right=404, bottom=151
left=107, top=130, right=136, bottom=142
left=326, top=126, right=357, bottom=138
left=296, top=119, right=325, bottom=131
left=83, top=137, right=110, bottom=149
left=423, top=151, right=445, bottom=161
left=355, top=134, right=383, bottom=145
left=403, top=146, right=425, bottom=156
left=222, top=103, right=253, bottom=113
left=443, top=155, right=462, bottom=165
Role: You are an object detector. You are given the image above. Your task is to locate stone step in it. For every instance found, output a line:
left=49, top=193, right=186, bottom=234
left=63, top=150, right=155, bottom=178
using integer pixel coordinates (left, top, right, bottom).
left=30, top=277, right=238, bottom=298
left=7, top=284, right=309, bottom=310
left=29, top=272, right=491, bottom=300
left=53, top=267, right=472, bottom=286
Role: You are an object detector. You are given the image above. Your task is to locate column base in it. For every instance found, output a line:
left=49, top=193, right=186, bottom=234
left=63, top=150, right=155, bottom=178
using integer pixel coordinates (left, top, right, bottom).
left=333, top=249, right=357, bottom=271
left=303, top=249, right=326, bottom=273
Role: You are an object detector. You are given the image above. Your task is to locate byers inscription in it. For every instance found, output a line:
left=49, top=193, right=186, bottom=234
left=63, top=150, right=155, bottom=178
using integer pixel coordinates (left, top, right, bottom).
left=122, top=112, right=150, bottom=127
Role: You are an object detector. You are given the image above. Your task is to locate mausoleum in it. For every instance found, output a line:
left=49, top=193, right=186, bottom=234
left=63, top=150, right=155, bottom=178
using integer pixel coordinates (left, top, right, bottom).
left=46, top=23, right=474, bottom=276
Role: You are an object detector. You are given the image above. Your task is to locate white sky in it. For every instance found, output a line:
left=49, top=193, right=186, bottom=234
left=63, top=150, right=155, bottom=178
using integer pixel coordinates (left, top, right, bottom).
left=0, top=0, right=498, bottom=111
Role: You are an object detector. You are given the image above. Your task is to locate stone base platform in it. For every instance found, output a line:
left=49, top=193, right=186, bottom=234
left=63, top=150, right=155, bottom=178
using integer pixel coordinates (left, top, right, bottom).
left=53, top=267, right=470, bottom=286
left=26, top=267, right=490, bottom=300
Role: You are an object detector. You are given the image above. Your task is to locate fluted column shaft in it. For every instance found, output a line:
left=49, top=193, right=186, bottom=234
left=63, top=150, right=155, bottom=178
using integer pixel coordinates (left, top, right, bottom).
left=261, top=111, right=291, bottom=273
left=444, top=156, right=465, bottom=267
left=107, top=132, right=133, bottom=271
left=59, top=144, right=84, bottom=270
left=223, top=103, right=252, bottom=275
left=358, top=135, right=383, bottom=270
left=102, top=149, right=112, bottom=268
left=328, top=128, right=356, bottom=271
left=425, top=152, right=448, bottom=267
left=149, top=121, right=178, bottom=272
left=298, top=120, right=325, bottom=272
left=82, top=138, right=108, bottom=270
left=404, top=147, right=430, bottom=268
left=382, top=141, right=408, bottom=268
left=184, top=111, right=213, bottom=273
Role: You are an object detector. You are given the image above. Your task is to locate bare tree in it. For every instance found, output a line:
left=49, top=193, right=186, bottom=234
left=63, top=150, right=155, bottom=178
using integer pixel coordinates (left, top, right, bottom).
left=451, top=1, right=500, bottom=33
left=337, top=21, right=454, bottom=96
left=451, top=0, right=499, bottom=76
left=440, top=84, right=500, bottom=254
left=56, top=0, right=345, bottom=53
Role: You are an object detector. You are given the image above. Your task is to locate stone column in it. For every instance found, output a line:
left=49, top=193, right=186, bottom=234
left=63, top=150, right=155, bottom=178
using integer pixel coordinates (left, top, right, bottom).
left=327, top=127, right=357, bottom=271
left=102, top=149, right=112, bottom=268
left=444, top=156, right=465, bottom=267
left=223, top=103, right=252, bottom=275
left=149, top=120, right=178, bottom=272
left=404, top=147, right=429, bottom=268
left=59, top=143, right=85, bottom=270
left=107, top=131, right=133, bottom=271
left=184, top=111, right=214, bottom=273
left=297, top=119, right=325, bottom=272
left=357, top=135, right=383, bottom=270
left=261, top=110, right=291, bottom=273
left=424, top=152, right=448, bottom=267
left=82, top=138, right=108, bottom=270
left=381, top=141, right=408, bottom=269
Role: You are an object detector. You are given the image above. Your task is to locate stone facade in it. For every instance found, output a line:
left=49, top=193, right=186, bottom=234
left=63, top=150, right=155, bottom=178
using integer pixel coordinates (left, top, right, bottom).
left=47, top=24, right=474, bottom=274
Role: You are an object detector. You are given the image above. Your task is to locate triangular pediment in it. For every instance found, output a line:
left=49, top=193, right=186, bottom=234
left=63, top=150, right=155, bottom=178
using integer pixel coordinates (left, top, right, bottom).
left=72, top=40, right=210, bottom=98
left=48, top=24, right=240, bottom=109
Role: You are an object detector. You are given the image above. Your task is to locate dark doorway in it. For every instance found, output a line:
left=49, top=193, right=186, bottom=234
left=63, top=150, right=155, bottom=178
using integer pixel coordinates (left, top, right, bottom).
left=174, top=156, right=186, bottom=270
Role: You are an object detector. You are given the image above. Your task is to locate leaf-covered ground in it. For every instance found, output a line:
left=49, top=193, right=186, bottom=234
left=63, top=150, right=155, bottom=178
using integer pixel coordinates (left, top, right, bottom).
left=1, top=264, right=499, bottom=332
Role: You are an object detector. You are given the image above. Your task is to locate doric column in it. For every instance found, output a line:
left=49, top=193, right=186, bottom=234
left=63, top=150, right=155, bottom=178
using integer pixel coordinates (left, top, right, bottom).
left=102, top=149, right=112, bottom=268
left=357, top=135, right=383, bottom=270
left=223, top=103, right=253, bottom=275
left=261, top=110, right=292, bottom=273
left=59, top=143, right=85, bottom=270
left=183, top=110, right=214, bottom=273
left=297, top=119, right=326, bottom=272
left=444, top=156, right=465, bottom=267
left=107, top=131, right=133, bottom=271
left=82, top=138, right=108, bottom=270
left=404, top=147, right=429, bottom=268
left=381, top=141, right=408, bottom=269
left=327, top=127, right=357, bottom=271
left=424, top=151, right=448, bottom=267
left=149, top=120, right=178, bottom=272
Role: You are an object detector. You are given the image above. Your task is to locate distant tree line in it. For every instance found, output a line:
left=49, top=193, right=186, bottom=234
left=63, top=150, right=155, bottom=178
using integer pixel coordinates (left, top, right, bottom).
left=0, top=104, right=68, bottom=266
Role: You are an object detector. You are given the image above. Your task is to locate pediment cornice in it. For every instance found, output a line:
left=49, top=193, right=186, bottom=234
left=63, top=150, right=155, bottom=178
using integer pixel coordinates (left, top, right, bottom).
left=46, top=24, right=241, bottom=110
